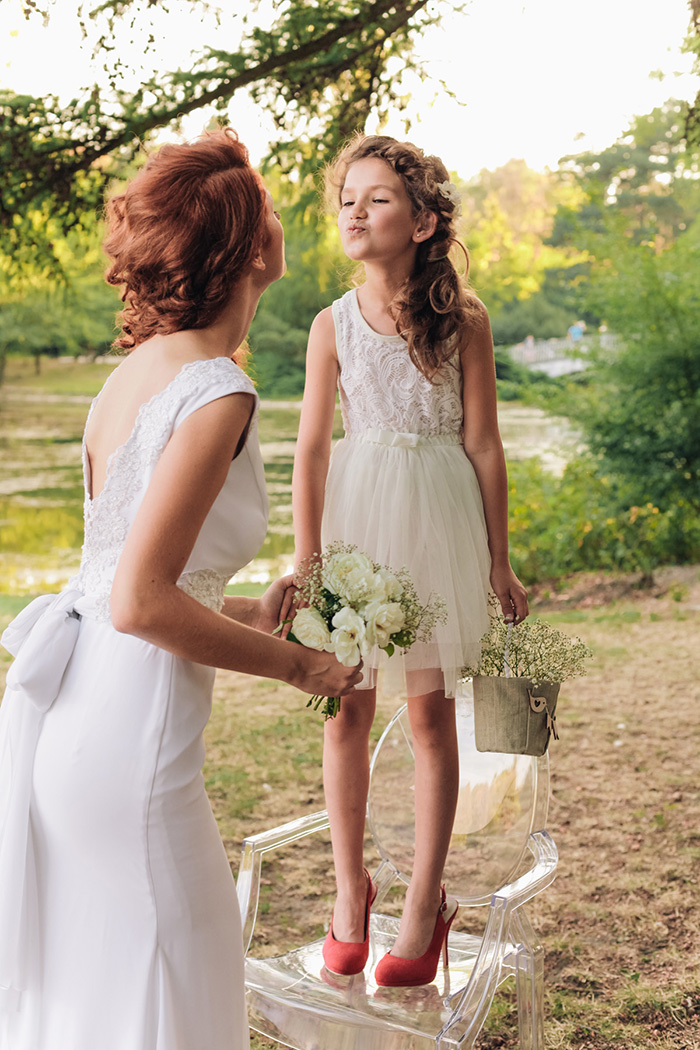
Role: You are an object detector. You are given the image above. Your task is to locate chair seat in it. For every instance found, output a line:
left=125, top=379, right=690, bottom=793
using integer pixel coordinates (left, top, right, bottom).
left=238, top=693, right=557, bottom=1049
left=246, top=914, right=520, bottom=1050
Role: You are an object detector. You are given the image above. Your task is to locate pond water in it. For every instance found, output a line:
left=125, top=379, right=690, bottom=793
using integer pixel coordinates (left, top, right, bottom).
left=0, top=383, right=577, bottom=596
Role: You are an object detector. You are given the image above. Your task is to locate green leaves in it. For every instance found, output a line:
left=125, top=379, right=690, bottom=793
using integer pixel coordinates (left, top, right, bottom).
left=569, top=226, right=700, bottom=510
left=1, top=0, right=443, bottom=270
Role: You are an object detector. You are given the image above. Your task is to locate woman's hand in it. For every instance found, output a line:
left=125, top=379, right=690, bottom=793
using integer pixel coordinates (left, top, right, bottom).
left=288, top=646, right=364, bottom=699
left=490, top=562, right=529, bottom=624
left=257, top=578, right=363, bottom=695
left=254, top=574, right=297, bottom=634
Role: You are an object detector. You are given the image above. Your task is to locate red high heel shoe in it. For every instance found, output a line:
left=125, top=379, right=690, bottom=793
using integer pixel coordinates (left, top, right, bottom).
left=322, top=868, right=377, bottom=976
left=374, top=886, right=458, bottom=987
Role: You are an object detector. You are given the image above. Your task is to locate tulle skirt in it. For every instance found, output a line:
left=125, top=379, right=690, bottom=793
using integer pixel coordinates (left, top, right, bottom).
left=322, top=430, right=491, bottom=698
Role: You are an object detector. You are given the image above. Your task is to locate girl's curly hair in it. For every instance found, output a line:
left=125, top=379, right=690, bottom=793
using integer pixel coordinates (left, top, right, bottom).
left=325, top=134, right=485, bottom=380
left=104, top=128, right=268, bottom=352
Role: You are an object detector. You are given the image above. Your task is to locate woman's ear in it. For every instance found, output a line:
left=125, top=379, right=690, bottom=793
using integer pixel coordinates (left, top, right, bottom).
left=250, top=252, right=266, bottom=271
left=412, top=210, right=438, bottom=243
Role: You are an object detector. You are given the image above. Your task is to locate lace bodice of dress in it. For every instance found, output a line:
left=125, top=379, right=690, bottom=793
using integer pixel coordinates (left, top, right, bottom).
left=70, top=357, right=268, bottom=622
left=332, top=289, right=464, bottom=438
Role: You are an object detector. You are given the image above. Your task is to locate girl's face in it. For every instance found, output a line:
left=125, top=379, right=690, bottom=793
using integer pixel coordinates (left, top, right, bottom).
left=338, top=157, right=432, bottom=265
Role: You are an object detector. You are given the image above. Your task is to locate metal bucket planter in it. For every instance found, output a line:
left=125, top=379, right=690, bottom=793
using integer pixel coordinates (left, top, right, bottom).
left=472, top=677, right=560, bottom=756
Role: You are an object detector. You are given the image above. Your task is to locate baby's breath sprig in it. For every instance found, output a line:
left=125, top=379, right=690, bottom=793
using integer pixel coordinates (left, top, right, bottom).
left=462, top=594, right=592, bottom=686
left=392, top=568, right=447, bottom=651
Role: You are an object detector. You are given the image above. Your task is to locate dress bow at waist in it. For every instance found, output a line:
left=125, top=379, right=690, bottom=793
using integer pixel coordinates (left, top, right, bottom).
left=0, top=588, right=94, bottom=1005
left=354, top=429, right=462, bottom=448
left=1, top=588, right=97, bottom=712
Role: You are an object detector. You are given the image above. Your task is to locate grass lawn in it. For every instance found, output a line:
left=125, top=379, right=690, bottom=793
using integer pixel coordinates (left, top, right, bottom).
left=211, top=569, right=700, bottom=1050
left=1, top=355, right=698, bottom=1046
left=5, top=572, right=693, bottom=1049
left=3, top=353, right=120, bottom=396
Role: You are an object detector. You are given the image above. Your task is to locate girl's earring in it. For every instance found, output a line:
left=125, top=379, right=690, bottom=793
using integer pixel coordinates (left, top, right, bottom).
left=413, top=212, right=438, bottom=244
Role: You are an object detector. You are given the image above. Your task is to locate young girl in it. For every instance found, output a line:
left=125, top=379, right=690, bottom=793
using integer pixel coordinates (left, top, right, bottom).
left=292, top=135, right=528, bottom=987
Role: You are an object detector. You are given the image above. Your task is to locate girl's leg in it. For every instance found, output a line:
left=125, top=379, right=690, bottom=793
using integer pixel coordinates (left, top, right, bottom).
left=390, top=690, right=459, bottom=959
left=322, top=687, right=377, bottom=941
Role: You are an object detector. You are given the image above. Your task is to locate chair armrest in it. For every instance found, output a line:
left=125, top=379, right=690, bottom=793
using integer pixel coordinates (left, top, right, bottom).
left=236, top=809, right=330, bottom=955
left=241, top=809, right=330, bottom=855
left=438, top=832, right=557, bottom=1044
left=492, top=830, right=558, bottom=910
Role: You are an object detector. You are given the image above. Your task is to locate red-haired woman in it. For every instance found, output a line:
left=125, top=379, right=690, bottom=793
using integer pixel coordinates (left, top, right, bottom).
left=0, top=129, right=361, bottom=1050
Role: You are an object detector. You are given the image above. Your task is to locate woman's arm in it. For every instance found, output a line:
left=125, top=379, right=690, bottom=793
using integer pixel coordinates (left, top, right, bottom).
left=220, top=575, right=295, bottom=634
left=292, top=307, right=339, bottom=568
left=110, top=392, right=361, bottom=697
left=461, top=306, right=529, bottom=623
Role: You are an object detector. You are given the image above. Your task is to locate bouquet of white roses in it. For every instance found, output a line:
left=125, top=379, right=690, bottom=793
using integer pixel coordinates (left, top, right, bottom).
left=285, top=543, right=446, bottom=719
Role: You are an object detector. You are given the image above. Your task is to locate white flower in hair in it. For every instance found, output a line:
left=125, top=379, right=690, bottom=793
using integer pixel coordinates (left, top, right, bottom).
left=437, top=181, right=462, bottom=216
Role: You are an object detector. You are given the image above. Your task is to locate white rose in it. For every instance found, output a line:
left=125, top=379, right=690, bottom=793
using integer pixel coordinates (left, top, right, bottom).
left=328, top=606, right=366, bottom=667
left=323, top=552, right=375, bottom=604
left=363, top=599, right=405, bottom=648
left=373, top=567, right=403, bottom=601
left=437, top=180, right=462, bottom=216
left=292, top=607, right=332, bottom=651
left=344, top=567, right=378, bottom=604
left=331, top=634, right=362, bottom=667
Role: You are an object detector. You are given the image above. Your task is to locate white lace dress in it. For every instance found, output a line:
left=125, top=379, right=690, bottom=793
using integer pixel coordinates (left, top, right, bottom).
left=0, top=357, right=268, bottom=1050
left=323, top=288, right=491, bottom=698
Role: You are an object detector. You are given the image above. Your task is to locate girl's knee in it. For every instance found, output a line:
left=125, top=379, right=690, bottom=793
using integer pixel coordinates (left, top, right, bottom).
left=407, top=693, right=456, bottom=745
left=324, top=692, right=375, bottom=737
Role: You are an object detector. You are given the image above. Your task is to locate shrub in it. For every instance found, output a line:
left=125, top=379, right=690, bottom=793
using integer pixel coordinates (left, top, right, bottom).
left=507, top=456, right=700, bottom=586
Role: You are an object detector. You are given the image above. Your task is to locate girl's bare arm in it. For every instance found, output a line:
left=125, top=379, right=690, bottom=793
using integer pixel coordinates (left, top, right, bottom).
left=292, top=307, right=339, bottom=568
left=461, top=306, right=529, bottom=622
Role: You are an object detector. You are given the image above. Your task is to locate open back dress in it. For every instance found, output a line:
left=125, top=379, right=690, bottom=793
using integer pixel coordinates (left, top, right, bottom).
left=0, top=357, right=267, bottom=1050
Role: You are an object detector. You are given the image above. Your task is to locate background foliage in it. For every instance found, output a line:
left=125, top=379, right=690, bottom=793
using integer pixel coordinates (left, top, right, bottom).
left=1, top=1, right=699, bottom=584
left=1, top=0, right=440, bottom=274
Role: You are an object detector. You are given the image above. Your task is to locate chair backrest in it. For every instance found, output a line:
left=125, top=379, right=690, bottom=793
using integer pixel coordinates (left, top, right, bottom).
left=367, top=680, right=550, bottom=905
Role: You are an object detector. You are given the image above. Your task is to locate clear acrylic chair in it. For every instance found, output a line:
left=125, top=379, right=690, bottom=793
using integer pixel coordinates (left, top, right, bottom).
left=236, top=682, right=558, bottom=1049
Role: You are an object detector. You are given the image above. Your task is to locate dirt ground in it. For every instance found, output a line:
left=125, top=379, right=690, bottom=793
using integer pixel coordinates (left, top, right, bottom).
left=204, top=566, right=700, bottom=1049
left=1, top=566, right=698, bottom=1048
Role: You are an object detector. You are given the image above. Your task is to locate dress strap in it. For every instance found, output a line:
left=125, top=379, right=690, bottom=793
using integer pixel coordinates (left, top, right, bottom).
left=331, top=295, right=347, bottom=369
left=172, top=357, right=258, bottom=433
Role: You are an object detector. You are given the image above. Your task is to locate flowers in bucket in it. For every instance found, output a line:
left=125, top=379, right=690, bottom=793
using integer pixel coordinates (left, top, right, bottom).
left=285, top=543, right=446, bottom=719
left=461, top=597, right=593, bottom=686
left=461, top=596, right=592, bottom=755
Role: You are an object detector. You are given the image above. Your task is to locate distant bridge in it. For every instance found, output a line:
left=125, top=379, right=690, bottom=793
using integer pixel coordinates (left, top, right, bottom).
left=506, top=333, right=619, bottom=377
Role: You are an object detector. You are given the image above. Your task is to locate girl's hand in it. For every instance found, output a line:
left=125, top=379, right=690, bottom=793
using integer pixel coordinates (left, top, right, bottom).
left=289, top=647, right=364, bottom=699
left=256, top=575, right=296, bottom=635
left=490, top=563, right=529, bottom=624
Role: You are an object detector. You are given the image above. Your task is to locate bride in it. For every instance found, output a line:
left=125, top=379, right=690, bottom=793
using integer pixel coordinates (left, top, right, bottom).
left=0, top=128, right=362, bottom=1050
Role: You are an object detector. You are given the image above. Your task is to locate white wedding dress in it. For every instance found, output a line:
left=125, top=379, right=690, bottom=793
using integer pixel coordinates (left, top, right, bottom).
left=0, top=357, right=268, bottom=1050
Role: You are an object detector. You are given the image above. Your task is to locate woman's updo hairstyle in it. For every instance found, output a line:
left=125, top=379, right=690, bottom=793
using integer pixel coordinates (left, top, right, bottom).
left=326, top=134, right=485, bottom=380
left=104, top=128, right=268, bottom=351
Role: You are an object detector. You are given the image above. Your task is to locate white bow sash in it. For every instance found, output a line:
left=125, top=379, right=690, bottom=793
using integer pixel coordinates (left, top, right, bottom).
left=0, top=588, right=92, bottom=1007
left=356, top=428, right=461, bottom=448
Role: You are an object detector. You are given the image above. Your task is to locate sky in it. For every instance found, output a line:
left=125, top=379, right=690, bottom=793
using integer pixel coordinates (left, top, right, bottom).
left=1, top=0, right=697, bottom=179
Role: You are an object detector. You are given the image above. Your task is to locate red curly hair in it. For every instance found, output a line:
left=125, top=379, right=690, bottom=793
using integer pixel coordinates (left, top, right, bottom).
left=104, top=128, right=268, bottom=351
